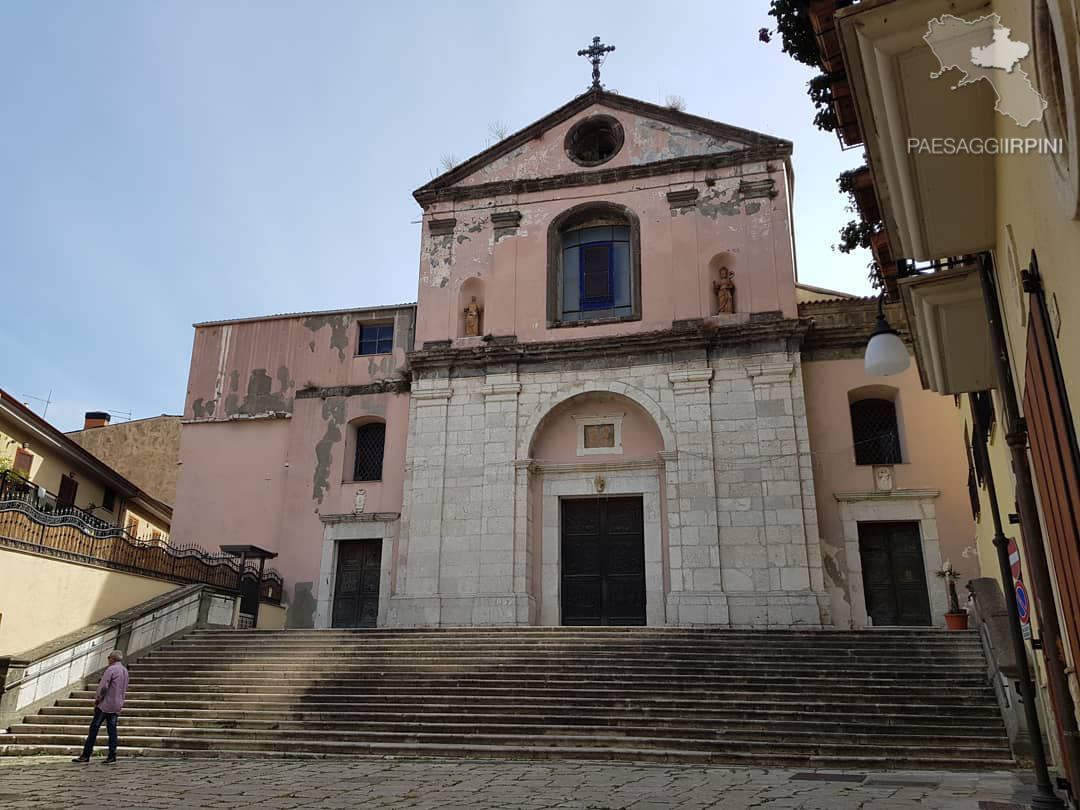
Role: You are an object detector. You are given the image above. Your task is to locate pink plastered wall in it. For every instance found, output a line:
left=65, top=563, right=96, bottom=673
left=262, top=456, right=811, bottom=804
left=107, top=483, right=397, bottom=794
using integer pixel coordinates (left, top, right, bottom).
left=414, top=106, right=797, bottom=347
left=530, top=393, right=665, bottom=462
left=173, top=306, right=415, bottom=620
left=802, top=357, right=978, bottom=621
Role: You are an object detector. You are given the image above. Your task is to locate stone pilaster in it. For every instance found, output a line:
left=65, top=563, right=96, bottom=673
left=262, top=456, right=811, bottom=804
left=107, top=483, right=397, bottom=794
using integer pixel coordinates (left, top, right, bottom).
left=664, top=368, right=727, bottom=624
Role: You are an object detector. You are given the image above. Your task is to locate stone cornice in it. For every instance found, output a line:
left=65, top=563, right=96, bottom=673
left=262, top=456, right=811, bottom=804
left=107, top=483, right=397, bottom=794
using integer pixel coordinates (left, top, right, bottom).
left=668, top=369, right=714, bottom=389
left=415, top=146, right=791, bottom=206
left=834, top=489, right=941, bottom=502
left=481, top=382, right=522, bottom=398
left=411, top=387, right=453, bottom=402
left=746, top=361, right=795, bottom=385
left=295, top=380, right=410, bottom=400
left=529, top=458, right=662, bottom=475
left=319, top=512, right=401, bottom=524
left=408, top=318, right=810, bottom=372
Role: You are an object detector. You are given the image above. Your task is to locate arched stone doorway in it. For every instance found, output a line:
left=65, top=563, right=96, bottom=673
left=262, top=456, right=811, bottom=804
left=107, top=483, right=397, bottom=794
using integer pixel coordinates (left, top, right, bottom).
left=522, top=390, right=668, bottom=625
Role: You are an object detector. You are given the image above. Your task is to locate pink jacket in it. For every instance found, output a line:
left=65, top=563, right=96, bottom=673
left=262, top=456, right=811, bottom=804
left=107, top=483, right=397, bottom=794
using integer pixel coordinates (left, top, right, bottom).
left=95, top=661, right=129, bottom=714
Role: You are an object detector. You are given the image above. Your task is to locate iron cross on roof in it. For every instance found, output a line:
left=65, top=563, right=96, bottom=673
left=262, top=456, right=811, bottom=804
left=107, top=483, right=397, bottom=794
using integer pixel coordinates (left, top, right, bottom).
left=578, top=36, right=615, bottom=90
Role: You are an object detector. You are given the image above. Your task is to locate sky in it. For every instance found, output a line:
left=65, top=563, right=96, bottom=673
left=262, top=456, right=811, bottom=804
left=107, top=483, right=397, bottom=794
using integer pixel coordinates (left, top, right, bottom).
left=1, top=1, right=874, bottom=432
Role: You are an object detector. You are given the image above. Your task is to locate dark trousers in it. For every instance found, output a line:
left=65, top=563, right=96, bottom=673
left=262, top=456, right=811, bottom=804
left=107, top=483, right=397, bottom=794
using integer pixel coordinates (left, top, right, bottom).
left=81, top=708, right=118, bottom=759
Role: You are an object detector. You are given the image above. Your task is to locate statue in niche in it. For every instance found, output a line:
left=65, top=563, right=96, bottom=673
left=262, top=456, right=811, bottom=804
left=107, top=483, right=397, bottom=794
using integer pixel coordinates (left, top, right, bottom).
left=713, top=267, right=736, bottom=314
left=463, top=296, right=483, bottom=337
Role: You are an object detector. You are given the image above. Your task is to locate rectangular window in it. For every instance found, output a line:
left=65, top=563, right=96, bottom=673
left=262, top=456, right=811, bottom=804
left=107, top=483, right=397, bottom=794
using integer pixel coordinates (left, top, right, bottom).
left=102, top=487, right=116, bottom=512
left=358, top=323, right=394, bottom=355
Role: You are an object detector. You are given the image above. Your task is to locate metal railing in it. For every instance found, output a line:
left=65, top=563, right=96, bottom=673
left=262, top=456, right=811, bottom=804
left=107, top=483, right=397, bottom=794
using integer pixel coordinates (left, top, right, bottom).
left=0, top=471, right=283, bottom=604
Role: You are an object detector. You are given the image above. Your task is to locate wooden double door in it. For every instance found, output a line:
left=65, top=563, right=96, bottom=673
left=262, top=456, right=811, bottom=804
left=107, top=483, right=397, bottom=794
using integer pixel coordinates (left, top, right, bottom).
left=332, top=539, right=381, bottom=628
left=858, top=521, right=932, bottom=626
left=560, top=497, right=646, bottom=626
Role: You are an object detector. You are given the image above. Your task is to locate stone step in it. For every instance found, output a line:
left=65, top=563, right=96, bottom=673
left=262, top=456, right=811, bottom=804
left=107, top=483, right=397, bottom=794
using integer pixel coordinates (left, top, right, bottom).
left=124, top=666, right=991, bottom=682
left=164, top=639, right=984, bottom=652
left=5, top=626, right=1009, bottom=770
left=187, top=627, right=980, bottom=638
left=67, top=681, right=998, bottom=702
left=6, top=722, right=1013, bottom=751
left=0, top=729, right=1013, bottom=761
left=132, top=660, right=989, bottom=673
left=0, top=741, right=1017, bottom=771
left=21, top=712, right=1002, bottom=736
left=37, top=703, right=1004, bottom=725
left=56, top=693, right=1000, bottom=716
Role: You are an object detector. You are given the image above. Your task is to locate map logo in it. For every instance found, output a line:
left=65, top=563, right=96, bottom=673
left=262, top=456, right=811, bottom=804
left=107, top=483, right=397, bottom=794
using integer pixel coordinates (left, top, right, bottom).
left=924, top=13, right=1048, bottom=127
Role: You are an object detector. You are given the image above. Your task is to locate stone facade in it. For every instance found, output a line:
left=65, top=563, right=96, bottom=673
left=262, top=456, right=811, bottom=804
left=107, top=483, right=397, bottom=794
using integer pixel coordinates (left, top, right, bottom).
left=388, top=328, right=828, bottom=628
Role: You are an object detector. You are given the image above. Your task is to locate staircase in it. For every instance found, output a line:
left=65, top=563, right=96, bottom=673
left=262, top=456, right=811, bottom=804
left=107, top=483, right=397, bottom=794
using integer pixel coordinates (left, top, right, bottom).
left=1, top=627, right=1015, bottom=769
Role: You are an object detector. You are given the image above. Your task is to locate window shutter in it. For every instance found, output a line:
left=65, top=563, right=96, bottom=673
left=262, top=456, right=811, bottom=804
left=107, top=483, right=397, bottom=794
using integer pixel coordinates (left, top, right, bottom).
left=12, top=448, right=32, bottom=475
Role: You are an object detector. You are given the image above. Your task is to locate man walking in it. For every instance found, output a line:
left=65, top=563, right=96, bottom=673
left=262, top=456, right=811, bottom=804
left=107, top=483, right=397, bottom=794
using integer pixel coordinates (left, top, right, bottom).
left=71, top=649, right=129, bottom=764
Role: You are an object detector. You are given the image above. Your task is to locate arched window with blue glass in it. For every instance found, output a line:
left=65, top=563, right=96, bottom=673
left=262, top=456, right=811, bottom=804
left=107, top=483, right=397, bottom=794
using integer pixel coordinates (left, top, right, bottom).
left=547, top=202, right=641, bottom=326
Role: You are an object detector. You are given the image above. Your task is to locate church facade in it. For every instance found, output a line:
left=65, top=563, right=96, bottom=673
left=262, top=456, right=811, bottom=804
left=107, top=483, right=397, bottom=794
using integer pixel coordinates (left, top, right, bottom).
left=172, top=89, right=978, bottom=630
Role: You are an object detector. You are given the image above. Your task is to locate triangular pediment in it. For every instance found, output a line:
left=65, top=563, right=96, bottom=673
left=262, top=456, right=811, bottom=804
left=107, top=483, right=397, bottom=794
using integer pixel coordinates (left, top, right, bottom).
left=413, top=90, right=791, bottom=205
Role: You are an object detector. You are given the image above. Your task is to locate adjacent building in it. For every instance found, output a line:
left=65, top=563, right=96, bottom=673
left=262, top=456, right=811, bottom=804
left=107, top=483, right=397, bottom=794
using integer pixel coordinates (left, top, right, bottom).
left=0, top=389, right=171, bottom=541
left=68, top=412, right=181, bottom=508
left=799, top=0, right=1080, bottom=787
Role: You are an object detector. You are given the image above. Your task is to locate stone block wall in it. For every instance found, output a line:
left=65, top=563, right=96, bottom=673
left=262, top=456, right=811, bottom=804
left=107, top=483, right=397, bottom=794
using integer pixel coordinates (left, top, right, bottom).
left=388, top=342, right=829, bottom=628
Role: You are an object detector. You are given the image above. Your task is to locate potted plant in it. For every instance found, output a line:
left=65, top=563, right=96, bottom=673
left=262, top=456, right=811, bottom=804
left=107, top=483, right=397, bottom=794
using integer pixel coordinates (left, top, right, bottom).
left=937, top=561, right=969, bottom=629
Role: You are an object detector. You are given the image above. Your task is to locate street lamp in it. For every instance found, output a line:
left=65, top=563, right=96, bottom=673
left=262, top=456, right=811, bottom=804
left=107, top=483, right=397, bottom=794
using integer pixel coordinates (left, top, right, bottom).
left=864, top=295, right=910, bottom=376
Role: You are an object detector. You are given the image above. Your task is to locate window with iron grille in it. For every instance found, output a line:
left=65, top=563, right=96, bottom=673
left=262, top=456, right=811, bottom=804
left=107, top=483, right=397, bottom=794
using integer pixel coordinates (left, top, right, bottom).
left=353, top=422, right=386, bottom=481
left=358, top=323, right=394, bottom=355
left=850, top=398, right=902, bottom=465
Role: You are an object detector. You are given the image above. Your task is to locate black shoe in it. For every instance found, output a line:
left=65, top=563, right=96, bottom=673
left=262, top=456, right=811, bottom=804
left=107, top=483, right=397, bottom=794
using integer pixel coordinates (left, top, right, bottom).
left=71, top=756, right=89, bottom=763
left=103, top=758, right=116, bottom=765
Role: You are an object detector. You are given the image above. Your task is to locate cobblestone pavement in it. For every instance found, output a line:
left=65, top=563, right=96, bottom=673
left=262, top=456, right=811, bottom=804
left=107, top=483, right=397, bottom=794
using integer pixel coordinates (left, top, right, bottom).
left=0, top=756, right=1038, bottom=809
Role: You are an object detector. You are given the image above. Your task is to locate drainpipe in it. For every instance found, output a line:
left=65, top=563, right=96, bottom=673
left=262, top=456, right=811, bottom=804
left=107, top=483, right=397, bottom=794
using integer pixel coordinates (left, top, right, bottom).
left=980, top=252, right=1080, bottom=800
left=972, top=421, right=1063, bottom=808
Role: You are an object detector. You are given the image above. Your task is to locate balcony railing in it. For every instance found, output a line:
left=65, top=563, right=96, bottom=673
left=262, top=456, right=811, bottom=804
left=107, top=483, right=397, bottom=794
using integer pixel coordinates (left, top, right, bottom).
left=0, top=471, right=283, bottom=604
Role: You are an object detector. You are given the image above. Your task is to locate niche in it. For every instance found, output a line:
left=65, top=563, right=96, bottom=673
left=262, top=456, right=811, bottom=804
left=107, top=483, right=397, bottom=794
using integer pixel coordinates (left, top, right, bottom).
left=457, top=277, right=486, bottom=338
left=709, top=253, right=737, bottom=315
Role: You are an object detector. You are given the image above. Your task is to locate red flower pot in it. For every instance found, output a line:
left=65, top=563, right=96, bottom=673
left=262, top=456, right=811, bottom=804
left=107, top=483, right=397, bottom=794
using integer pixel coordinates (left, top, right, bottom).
left=944, top=612, right=969, bottom=630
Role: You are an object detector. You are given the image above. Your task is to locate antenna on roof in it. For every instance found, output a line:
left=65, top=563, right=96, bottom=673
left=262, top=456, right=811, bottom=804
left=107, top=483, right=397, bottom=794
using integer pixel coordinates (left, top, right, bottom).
left=20, top=390, right=53, bottom=418
left=106, top=409, right=132, bottom=423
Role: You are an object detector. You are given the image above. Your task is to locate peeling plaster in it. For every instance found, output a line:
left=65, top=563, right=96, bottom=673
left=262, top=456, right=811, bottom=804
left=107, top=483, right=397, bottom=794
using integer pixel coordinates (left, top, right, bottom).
left=822, top=550, right=851, bottom=610
left=366, top=354, right=394, bottom=377
left=630, top=119, right=741, bottom=164
left=422, top=233, right=454, bottom=289
left=695, top=186, right=742, bottom=219
left=304, top=314, right=351, bottom=361
left=312, top=396, right=346, bottom=503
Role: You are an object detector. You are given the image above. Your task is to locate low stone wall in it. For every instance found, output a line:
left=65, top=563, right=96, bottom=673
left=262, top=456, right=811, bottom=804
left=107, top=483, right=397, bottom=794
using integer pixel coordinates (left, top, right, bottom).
left=0, top=585, right=237, bottom=728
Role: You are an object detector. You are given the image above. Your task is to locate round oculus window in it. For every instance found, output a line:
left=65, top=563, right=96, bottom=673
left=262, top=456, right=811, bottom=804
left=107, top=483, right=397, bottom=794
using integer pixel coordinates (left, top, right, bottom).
left=565, top=115, right=624, bottom=167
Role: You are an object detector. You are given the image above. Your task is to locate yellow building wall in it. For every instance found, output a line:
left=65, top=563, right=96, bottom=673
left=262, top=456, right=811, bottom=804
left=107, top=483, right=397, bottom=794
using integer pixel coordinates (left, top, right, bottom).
left=989, top=0, right=1080, bottom=679
left=0, top=547, right=179, bottom=656
left=0, top=423, right=121, bottom=524
left=122, top=505, right=171, bottom=544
